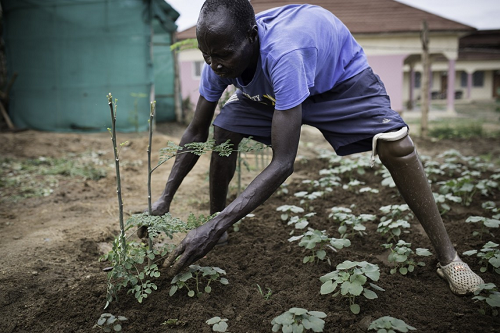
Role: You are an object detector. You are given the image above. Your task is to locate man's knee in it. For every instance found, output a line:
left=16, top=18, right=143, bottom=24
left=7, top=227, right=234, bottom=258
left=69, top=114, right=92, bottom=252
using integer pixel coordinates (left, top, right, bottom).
left=377, top=135, right=415, bottom=161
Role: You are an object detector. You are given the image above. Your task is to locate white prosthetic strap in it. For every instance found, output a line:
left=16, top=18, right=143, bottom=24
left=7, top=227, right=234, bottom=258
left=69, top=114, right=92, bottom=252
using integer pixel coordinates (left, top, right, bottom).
left=370, top=126, right=409, bottom=167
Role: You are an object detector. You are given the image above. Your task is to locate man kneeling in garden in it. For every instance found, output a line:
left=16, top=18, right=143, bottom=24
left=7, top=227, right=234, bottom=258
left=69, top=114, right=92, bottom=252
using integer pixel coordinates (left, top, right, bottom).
left=151, top=0, right=484, bottom=295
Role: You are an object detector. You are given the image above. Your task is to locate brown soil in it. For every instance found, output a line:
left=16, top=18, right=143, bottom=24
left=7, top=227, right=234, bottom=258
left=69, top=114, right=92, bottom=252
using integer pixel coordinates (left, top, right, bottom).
left=1, top=124, right=499, bottom=333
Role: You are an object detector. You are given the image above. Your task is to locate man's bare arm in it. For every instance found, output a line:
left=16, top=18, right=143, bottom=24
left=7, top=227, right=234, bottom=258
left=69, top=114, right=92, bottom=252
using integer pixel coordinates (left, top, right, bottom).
left=164, top=104, right=303, bottom=274
left=151, top=96, right=218, bottom=215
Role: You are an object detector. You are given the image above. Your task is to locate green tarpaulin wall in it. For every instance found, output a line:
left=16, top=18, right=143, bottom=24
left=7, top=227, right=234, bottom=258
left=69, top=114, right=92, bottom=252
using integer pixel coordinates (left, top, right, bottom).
left=1, top=0, right=179, bottom=132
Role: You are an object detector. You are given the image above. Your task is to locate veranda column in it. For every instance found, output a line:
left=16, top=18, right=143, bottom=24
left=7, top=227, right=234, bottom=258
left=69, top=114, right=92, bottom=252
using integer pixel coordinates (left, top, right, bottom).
left=467, top=71, right=473, bottom=100
left=408, top=65, right=415, bottom=110
left=446, top=59, right=457, bottom=115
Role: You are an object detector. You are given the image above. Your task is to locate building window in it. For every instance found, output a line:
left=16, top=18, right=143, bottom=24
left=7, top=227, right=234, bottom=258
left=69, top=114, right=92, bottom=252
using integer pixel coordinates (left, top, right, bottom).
left=193, top=61, right=204, bottom=78
left=460, top=71, right=468, bottom=87
left=414, top=72, right=421, bottom=88
left=473, top=71, right=484, bottom=87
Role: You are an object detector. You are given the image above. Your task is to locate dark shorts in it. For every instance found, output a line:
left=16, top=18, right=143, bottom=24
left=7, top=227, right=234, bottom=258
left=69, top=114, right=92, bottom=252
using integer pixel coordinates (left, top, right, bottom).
left=212, top=67, right=408, bottom=156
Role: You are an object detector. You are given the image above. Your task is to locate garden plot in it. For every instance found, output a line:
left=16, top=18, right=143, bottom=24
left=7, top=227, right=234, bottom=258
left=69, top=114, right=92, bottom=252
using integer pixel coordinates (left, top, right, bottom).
left=0, top=127, right=499, bottom=333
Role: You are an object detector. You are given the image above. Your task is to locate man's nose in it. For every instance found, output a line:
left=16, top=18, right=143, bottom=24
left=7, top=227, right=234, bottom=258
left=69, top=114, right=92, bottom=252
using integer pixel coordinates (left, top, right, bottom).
left=210, top=61, right=223, bottom=72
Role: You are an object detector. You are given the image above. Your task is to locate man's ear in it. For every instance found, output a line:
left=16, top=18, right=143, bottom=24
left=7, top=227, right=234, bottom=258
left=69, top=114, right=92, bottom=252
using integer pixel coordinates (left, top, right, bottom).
left=247, top=25, right=258, bottom=43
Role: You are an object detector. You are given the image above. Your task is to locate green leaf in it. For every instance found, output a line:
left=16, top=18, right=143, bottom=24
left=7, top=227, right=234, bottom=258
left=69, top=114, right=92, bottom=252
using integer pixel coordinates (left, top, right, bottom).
left=363, top=288, right=378, bottom=299
left=220, top=278, right=229, bottom=285
left=399, top=267, right=408, bottom=275
left=188, top=290, right=195, bottom=297
left=113, top=324, right=122, bottom=332
left=288, top=308, right=308, bottom=315
left=205, top=286, right=212, bottom=293
left=169, top=285, right=178, bottom=296
left=350, top=304, right=360, bottom=314
left=320, top=280, right=337, bottom=295
left=206, top=317, right=221, bottom=325
left=316, top=250, right=326, bottom=260
left=213, top=321, right=228, bottom=332
left=307, top=311, right=327, bottom=319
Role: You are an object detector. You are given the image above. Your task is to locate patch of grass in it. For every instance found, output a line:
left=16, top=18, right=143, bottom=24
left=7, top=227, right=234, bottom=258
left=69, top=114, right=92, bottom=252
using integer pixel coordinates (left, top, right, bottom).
left=0, top=152, right=107, bottom=202
left=429, top=122, right=484, bottom=139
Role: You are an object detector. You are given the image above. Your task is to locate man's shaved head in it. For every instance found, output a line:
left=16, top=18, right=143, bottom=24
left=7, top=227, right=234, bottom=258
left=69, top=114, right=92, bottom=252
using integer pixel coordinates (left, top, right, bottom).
left=198, top=0, right=256, bottom=38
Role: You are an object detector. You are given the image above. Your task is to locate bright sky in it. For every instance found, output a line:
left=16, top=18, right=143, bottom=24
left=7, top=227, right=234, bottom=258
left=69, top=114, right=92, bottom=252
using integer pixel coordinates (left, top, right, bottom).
left=167, top=0, right=500, bottom=32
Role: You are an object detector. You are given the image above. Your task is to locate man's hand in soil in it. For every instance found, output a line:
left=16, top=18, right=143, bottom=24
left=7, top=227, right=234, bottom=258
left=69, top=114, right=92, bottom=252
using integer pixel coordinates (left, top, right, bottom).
left=163, top=221, right=225, bottom=277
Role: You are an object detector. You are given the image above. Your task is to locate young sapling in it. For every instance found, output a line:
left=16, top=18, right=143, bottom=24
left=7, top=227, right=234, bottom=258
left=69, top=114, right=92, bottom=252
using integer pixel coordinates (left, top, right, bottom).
left=465, top=216, right=500, bottom=239
left=287, top=212, right=316, bottom=231
left=382, top=240, right=432, bottom=275
left=256, top=284, right=273, bottom=300
left=271, top=308, right=327, bottom=332
left=472, top=283, right=500, bottom=316
left=319, top=260, right=384, bottom=314
left=329, top=207, right=376, bottom=238
left=276, top=204, right=305, bottom=222
left=94, top=313, right=127, bottom=332
left=368, top=316, right=416, bottom=332
left=376, top=219, right=411, bottom=243
left=463, top=241, right=500, bottom=274
left=206, top=317, right=229, bottom=332
left=169, top=265, right=229, bottom=298
left=289, top=228, right=351, bottom=265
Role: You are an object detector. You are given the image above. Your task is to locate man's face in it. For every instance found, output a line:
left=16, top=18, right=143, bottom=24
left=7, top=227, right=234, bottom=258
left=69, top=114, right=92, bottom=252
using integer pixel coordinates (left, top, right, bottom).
left=197, top=17, right=257, bottom=79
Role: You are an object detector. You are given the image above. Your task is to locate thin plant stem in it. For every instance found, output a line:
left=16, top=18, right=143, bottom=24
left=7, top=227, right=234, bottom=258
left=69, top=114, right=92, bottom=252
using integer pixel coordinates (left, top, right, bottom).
left=147, top=101, right=156, bottom=214
left=147, top=101, right=156, bottom=265
left=107, top=93, right=126, bottom=254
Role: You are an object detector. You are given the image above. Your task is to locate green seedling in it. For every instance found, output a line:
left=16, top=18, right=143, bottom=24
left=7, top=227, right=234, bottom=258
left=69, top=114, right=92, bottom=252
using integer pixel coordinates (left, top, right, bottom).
left=289, top=228, right=351, bottom=265
left=161, top=318, right=187, bottom=328
left=463, top=241, right=500, bottom=274
left=377, top=219, right=411, bottom=243
left=206, top=317, right=229, bottom=332
left=473, top=283, right=500, bottom=316
left=271, top=308, right=327, bottom=333
left=379, top=204, right=413, bottom=223
left=482, top=201, right=500, bottom=217
left=342, top=179, right=365, bottom=192
left=432, top=192, right=462, bottom=215
left=169, top=265, right=229, bottom=298
left=438, top=176, right=478, bottom=206
left=359, top=186, right=379, bottom=194
left=94, top=313, right=127, bottom=332
left=319, top=260, right=384, bottom=314
left=377, top=166, right=396, bottom=188
left=465, top=216, right=500, bottom=239
left=294, top=190, right=323, bottom=211
left=382, top=240, right=432, bottom=275
left=287, top=213, right=316, bottom=230
left=256, top=284, right=273, bottom=300
left=368, top=316, right=416, bottom=332
left=277, top=205, right=305, bottom=221
left=329, top=207, right=376, bottom=238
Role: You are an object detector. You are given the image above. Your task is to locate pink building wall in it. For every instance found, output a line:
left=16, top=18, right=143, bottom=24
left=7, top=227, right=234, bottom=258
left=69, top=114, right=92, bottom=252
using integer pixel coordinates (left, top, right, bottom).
left=366, top=54, right=407, bottom=113
left=180, top=61, right=201, bottom=107
left=180, top=54, right=408, bottom=113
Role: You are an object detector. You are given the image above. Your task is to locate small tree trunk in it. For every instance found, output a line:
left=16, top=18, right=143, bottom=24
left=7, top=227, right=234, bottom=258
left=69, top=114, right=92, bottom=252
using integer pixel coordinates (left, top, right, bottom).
left=420, top=20, right=430, bottom=138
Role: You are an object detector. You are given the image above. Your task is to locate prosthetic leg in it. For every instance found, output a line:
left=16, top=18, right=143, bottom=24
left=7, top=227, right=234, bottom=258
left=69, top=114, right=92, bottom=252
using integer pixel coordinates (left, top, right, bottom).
left=375, top=128, right=484, bottom=295
left=209, top=126, right=244, bottom=244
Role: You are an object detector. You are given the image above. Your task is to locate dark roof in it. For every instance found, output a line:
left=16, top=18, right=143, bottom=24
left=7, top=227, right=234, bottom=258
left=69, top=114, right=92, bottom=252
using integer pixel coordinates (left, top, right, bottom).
left=177, top=0, right=475, bottom=39
left=458, top=30, right=500, bottom=61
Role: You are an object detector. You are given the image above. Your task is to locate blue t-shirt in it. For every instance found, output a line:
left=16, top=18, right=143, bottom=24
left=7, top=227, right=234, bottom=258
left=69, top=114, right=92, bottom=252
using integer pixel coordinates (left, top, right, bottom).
left=199, top=4, right=369, bottom=110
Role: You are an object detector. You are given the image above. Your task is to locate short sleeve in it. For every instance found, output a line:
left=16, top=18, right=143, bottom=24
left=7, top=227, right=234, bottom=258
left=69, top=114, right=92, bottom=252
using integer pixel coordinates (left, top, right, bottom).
left=269, top=48, right=318, bottom=110
left=199, top=63, right=231, bottom=102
